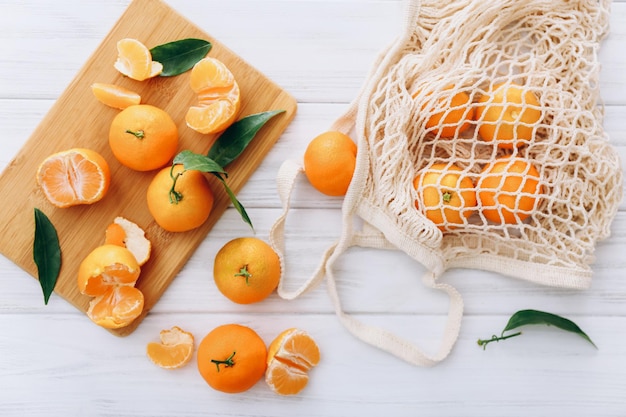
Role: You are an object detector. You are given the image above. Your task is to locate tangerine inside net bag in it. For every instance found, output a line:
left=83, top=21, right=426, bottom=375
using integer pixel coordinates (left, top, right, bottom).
left=270, top=0, right=623, bottom=366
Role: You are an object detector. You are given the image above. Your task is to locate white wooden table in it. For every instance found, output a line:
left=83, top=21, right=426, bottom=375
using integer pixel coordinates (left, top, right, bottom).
left=1, top=1, right=625, bottom=416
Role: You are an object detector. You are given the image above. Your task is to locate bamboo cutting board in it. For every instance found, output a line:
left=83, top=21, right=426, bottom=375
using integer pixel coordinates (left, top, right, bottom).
left=0, top=0, right=297, bottom=336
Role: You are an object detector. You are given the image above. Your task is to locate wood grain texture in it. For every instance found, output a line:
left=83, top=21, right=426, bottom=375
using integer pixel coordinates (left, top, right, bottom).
left=0, top=1, right=625, bottom=416
left=0, top=0, right=296, bottom=335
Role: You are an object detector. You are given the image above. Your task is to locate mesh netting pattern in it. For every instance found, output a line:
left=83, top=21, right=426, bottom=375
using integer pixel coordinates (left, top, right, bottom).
left=355, top=0, right=622, bottom=282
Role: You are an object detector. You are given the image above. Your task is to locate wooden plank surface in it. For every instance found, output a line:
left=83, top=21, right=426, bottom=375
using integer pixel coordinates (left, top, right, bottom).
left=0, top=0, right=296, bottom=336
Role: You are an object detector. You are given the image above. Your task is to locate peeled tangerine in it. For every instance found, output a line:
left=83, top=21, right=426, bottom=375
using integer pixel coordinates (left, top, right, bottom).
left=146, top=326, right=195, bottom=370
left=77, top=244, right=144, bottom=329
left=265, top=328, right=321, bottom=396
left=185, top=57, right=241, bottom=134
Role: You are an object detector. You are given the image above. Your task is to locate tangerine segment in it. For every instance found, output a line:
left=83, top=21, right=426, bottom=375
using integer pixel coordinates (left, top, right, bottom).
left=146, top=326, right=195, bottom=370
left=146, top=165, right=215, bottom=233
left=91, top=83, right=141, bottom=109
left=77, top=244, right=141, bottom=297
left=476, top=82, right=542, bottom=148
left=185, top=57, right=241, bottom=134
left=114, top=38, right=163, bottom=81
left=213, top=237, right=281, bottom=305
left=413, top=163, right=477, bottom=230
left=197, top=324, right=267, bottom=394
left=477, top=157, right=543, bottom=224
left=303, top=131, right=357, bottom=197
left=421, top=85, right=475, bottom=138
left=266, top=328, right=320, bottom=396
left=36, top=148, right=110, bottom=208
left=87, top=285, right=144, bottom=329
left=109, top=104, right=179, bottom=172
left=104, top=217, right=152, bottom=266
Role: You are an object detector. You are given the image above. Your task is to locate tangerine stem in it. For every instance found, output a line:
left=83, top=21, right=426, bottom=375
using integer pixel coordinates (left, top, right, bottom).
left=211, top=351, right=236, bottom=372
left=234, top=265, right=252, bottom=285
left=477, top=332, right=522, bottom=350
left=442, top=191, right=453, bottom=203
left=125, top=129, right=145, bottom=139
left=168, top=165, right=184, bottom=204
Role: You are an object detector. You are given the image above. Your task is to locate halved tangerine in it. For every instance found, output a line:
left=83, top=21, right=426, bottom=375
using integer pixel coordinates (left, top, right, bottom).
left=36, top=148, right=110, bottom=208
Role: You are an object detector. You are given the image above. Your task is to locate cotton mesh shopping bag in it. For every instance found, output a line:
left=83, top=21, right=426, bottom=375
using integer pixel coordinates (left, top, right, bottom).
left=269, top=0, right=623, bottom=366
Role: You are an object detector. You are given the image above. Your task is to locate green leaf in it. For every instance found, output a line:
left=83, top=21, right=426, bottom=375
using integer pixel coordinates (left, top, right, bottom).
left=207, top=109, right=285, bottom=168
left=173, top=150, right=225, bottom=174
left=503, top=309, right=597, bottom=348
left=33, top=208, right=61, bottom=305
left=150, top=38, right=212, bottom=77
left=214, top=173, right=253, bottom=230
left=477, top=309, right=597, bottom=350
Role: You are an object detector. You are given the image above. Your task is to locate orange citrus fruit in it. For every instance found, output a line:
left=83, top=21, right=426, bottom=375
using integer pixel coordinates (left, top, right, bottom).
left=109, top=104, right=179, bottom=171
left=77, top=244, right=143, bottom=329
left=213, top=237, right=281, bottom=304
left=303, top=131, right=357, bottom=196
left=36, top=148, right=110, bottom=208
left=476, top=82, right=542, bottom=148
left=91, top=83, right=141, bottom=109
left=477, top=157, right=543, bottom=224
left=104, top=216, right=151, bottom=266
left=146, top=326, right=195, bottom=370
left=413, top=163, right=477, bottom=230
left=265, top=328, right=321, bottom=396
left=114, top=38, right=163, bottom=81
left=186, top=57, right=241, bottom=134
left=146, top=165, right=215, bottom=233
left=197, top=324, right=267, bottom=394
left=420, top=85, right=475, bottom=138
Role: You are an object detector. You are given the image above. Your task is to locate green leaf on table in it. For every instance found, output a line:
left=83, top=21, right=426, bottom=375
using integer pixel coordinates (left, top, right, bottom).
left=33, top=208, right=61, bottom=305
left=477, top=309, right=597, bottom=350
left=150, top=38, right=212, bottom=77
left=207, top=109, right=285, bottom=168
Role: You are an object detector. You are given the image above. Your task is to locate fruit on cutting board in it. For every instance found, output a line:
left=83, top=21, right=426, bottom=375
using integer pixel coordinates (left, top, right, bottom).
left=77, top=244, right=144, bottom=329
left=197, top=324, right=267, bottom=393
left=114, top=38, right=163, bottom=81
left=213, top=237, right=281, bottom=304
left=36, top=148, right=111, bottom=208
left=146, top=165, right=215, bottom=232
left=104, top=216, right=152, bottom=266
left=91, top=83, right=141, bottom=109
left=265, top=328, right=321, bottom=396
left=146, top=326, right=195, bottom=370
left=303, top=131, right=357, bottom=197
left=186, top=57, right=241, bottom=134
left=109, top=104, right=179, bottom=172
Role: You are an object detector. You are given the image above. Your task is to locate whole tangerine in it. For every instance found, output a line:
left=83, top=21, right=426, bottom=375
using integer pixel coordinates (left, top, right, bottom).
left=420, top=85, right=475, bottom=138
left=197, top=324, right=267, bottom=394
left=146, top=165, right=215, bottom=232
left=109, top=104, right=179, bottom=171
left=303, top=131, right=357, bottom=197
left=476, top=82, right=542, bottom=149
left=413, top=163, right=477, bottom=231
left=477, top=157, right=543, bottom=224
left=213, top=237, right=281, bottom=304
